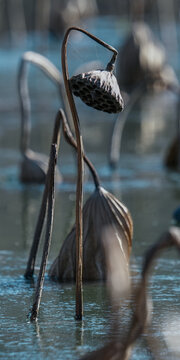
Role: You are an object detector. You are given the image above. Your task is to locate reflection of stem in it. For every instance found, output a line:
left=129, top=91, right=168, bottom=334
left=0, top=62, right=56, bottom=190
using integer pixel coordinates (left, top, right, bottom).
left=18, top=51, right=71, bottom=154
left=61, top=26, right=118, bottom=320
left=75, top=321, right=84, bottom=349
left=109, top=85, right=144, bottom=168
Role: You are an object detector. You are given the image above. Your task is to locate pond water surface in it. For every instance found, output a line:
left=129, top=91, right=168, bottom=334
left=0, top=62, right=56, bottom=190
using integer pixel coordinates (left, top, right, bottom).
left=0, top=16, right=180, bottom=360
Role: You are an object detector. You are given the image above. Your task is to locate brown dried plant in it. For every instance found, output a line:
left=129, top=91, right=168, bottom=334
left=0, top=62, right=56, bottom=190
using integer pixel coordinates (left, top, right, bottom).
left=49, top=186, right=132, bottom=281
left=26, top=27, right=128, bottom=322
left=26, top=106, right=132, bottom=322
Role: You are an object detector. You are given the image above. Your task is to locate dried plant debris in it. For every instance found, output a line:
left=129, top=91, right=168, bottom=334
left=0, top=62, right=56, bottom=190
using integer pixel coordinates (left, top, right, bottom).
left=70, top=69, right=124, bottom=113
left=49, top=186, right=133, bottom=281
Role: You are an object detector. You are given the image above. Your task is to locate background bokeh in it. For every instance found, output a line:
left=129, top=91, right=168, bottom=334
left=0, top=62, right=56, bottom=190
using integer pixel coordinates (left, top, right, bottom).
left=0, top=1, right=180, bottom=359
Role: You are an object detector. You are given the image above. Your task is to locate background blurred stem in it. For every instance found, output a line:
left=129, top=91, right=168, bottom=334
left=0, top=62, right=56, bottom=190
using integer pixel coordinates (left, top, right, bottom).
left=18, top=51, right=71, bottom=155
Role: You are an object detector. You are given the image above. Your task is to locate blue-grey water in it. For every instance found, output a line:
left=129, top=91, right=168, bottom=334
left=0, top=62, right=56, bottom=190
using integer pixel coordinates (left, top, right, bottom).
left=0, top=15, right=180, bottom=359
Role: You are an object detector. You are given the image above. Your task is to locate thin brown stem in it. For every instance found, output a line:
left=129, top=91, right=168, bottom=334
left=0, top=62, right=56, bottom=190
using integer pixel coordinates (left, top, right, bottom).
left=24, top=111, right=61, bottom=279
left=30, top=143, right=57, bottom=322
left=61, top=110, right=100, bottom=189
left=62, top=29, right=84, bottom=321
left=24, top=188, right=48, bottom=279
left=65, top=27, right=118, bottom=56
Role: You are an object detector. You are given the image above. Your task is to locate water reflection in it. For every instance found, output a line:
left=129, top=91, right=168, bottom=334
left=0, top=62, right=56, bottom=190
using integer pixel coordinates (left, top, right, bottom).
left=1, top=15, right=180, bottom=360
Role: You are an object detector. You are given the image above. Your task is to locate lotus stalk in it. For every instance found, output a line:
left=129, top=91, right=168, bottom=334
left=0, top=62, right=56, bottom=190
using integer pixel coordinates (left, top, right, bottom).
left=29, top=112, right=60, bottom=322
left=61, top=26, right=124, bottom=320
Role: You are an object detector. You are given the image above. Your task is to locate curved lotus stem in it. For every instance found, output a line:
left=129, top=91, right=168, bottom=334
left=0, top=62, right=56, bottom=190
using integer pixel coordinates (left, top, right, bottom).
left=18, top=51, right=71, bottom=154
left=142, top=226, right=180, bottom=276
left=129, top=226, right=180, bottom=359
left=61, top=110, right=100, bottom=189
left=61, top=26, right=119, bottom=320
left=24, top=108, right=100, bottom=280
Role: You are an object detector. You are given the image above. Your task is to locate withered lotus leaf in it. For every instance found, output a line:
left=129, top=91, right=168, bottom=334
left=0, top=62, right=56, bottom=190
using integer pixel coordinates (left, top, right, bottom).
left=70, top=69, right=124, bottom=114
left=49, top=186, right=133, bottom=281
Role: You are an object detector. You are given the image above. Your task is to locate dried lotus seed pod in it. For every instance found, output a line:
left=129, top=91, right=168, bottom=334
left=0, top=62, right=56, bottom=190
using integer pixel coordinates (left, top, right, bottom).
left=70, top=67, right=124, bottom=114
